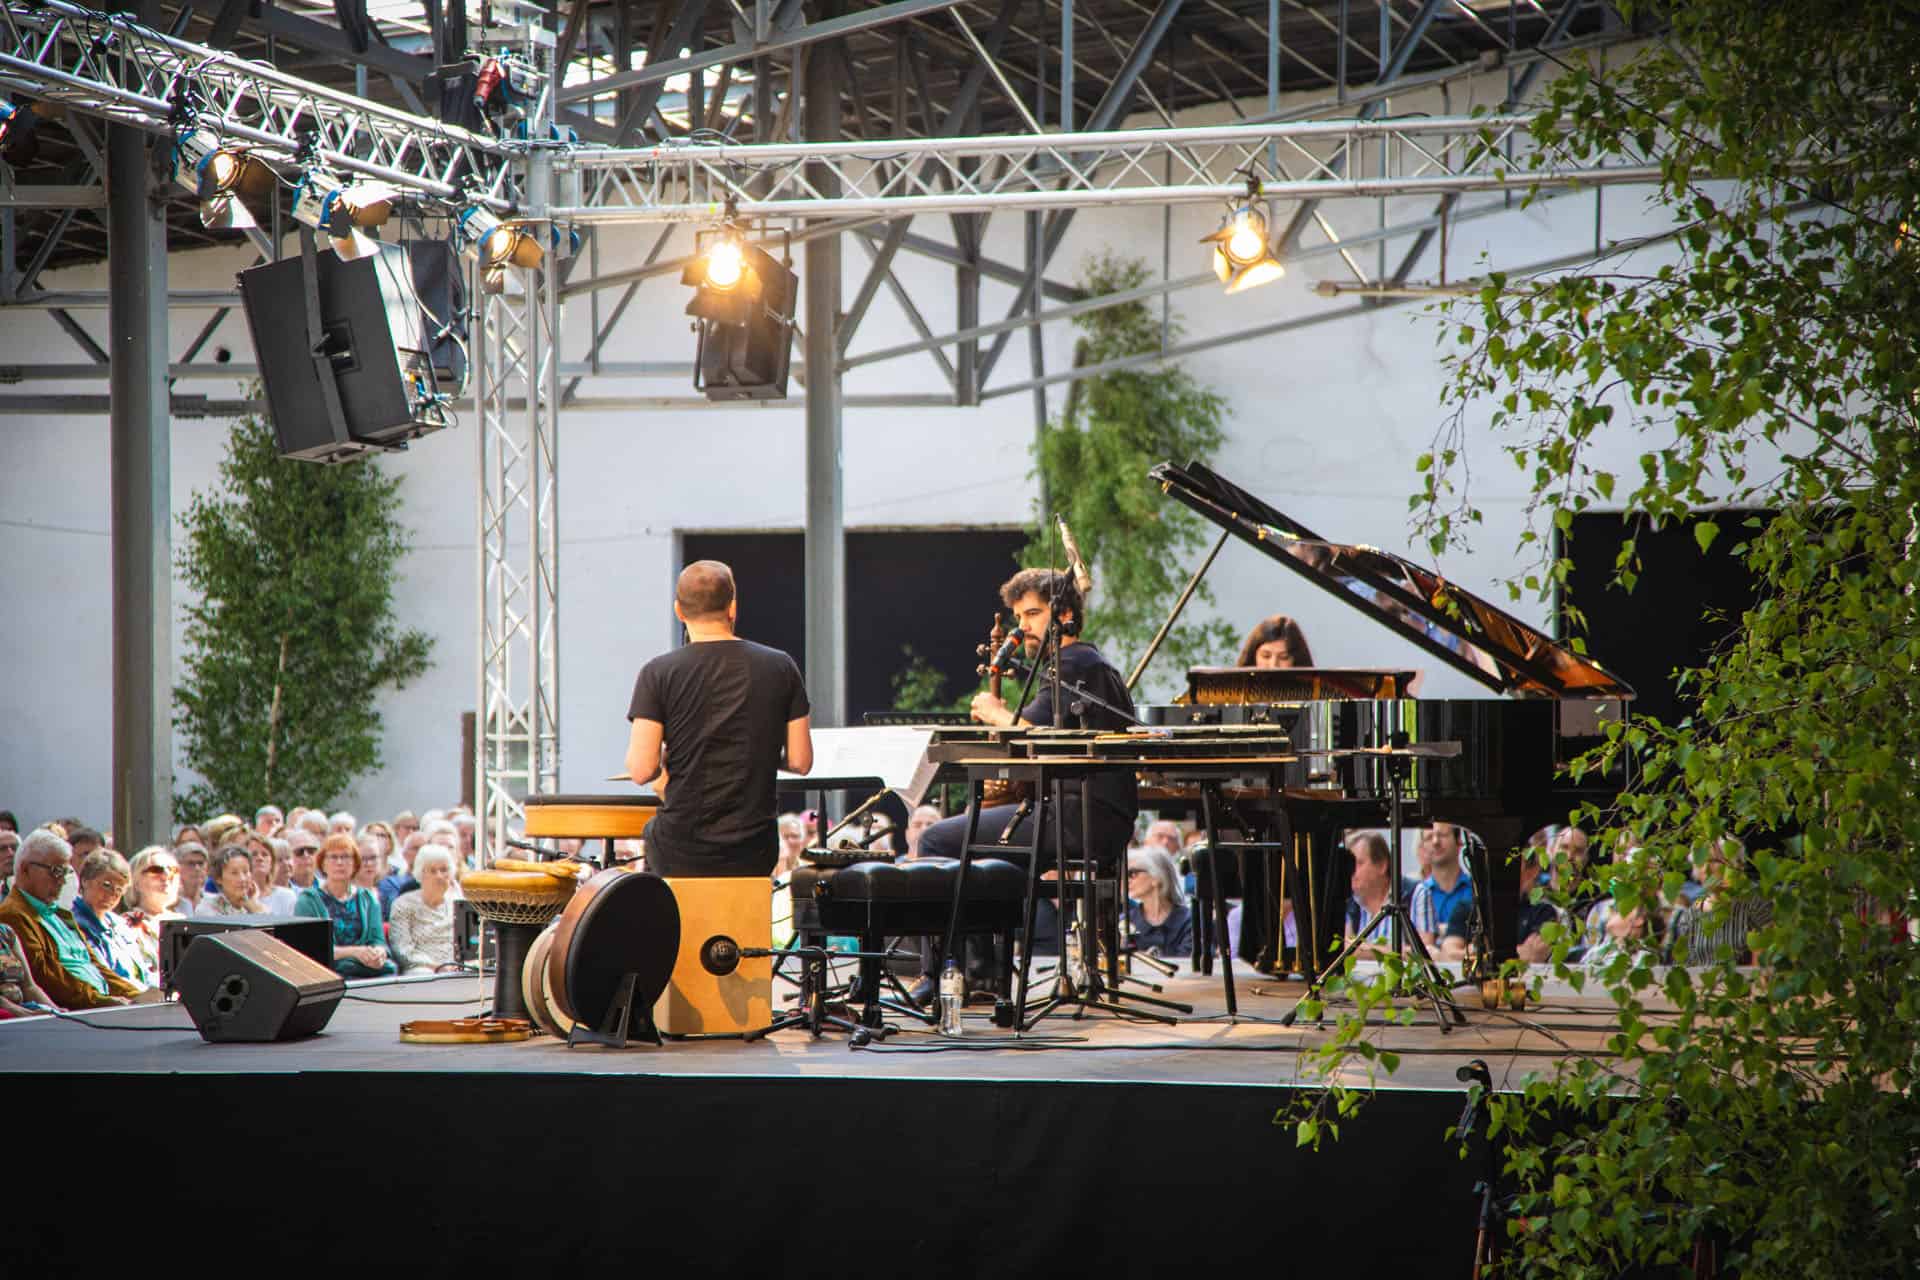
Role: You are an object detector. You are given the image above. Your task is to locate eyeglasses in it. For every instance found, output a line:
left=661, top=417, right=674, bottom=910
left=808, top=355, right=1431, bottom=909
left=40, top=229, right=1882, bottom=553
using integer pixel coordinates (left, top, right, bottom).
left=145, top=864, right=180, bottom=877
left=24, top=861, right=72, bottom=881
left=1126, top=869, right=1151, bottom=878
left=93, top=879, right=130, bottom=897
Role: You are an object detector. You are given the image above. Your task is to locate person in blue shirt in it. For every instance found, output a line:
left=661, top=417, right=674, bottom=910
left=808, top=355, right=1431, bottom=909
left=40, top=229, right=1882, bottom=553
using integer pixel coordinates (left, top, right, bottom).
left=1409, top=822, right=1474, bottom=950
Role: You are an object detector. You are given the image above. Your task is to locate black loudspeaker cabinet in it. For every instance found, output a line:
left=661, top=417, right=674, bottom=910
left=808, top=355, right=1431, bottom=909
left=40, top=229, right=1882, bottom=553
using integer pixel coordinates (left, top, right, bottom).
left=696, top=243, right=796, bottom=400
left=174, top=929, right=347, bottom=1043
left=159, top=914, right=334, bottom=994
left=238, top=240, right=465, bottom=461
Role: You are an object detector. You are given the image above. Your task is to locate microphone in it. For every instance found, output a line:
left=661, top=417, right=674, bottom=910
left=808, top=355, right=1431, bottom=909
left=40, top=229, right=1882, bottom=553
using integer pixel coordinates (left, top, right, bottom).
left=987, top=628, right=1026, bottom=672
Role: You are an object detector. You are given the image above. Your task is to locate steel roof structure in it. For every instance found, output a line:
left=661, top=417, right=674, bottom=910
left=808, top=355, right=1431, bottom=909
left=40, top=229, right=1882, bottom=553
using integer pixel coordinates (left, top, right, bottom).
left=0, top=0, right=1659, bottom=851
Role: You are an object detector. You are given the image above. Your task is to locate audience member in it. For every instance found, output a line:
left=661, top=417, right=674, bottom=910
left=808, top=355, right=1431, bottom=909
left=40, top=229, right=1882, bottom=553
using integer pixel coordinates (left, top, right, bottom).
left=0, top=829, right=144, bottom=1009
left=388, top=846, right=459, bottom=973
left=0, top=917, right=56, bottom=1017
left=351, top=839, right=385, bottom=894
left=452, top=814, right=477, bottom=867
left=1344, top=831, right=1398, bottom=956
left=196, top=846, right=265, bottom=918
left=364, top=821, right=401, bottom=874
left=1665, top=840, right=1771, bottom=965
left=0, top=810, right=15, bottom=833
left=295, top=834, right=393, bottom=979
left=295, top=811, right=328, bottom=838
left=392, top=811, right=420, bottom=845
left=1583, top=898, right=1661, bottom=970
left=172, top=824, right=204, bottom=850
left=1236, top=614, right=1316, bottom=667
left=172, top=840, right=210, bottom=915
left=203, top=814, right=245, bottom=851
left=377, top=838, right=422, bottom=918
left=1410, top=822, right=1474, bottom=949
left=1126, top=846, right=1193, bottom=957
left=0, top=828, right=17, bottom=899
left=71, top=849, right=151, bottom=988
left=1142, top=819, right=1184, bottom=859
left=246, top=835, right=298, bottom=914
left=329, top=811, right=357, bottom=835
left=903, top=805, right=942, bottom=859
left=119, top=847, right=182, bottom=982
left=254, top=805, right=283, bottom=835
left=775, top=814, right=807, bottom=876
left=286, top=830, right=320, bottom=890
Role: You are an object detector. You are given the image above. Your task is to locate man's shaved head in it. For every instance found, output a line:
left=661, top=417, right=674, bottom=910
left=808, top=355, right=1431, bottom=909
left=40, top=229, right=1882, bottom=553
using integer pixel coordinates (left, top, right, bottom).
left=676, top=560, right=737, bottom=621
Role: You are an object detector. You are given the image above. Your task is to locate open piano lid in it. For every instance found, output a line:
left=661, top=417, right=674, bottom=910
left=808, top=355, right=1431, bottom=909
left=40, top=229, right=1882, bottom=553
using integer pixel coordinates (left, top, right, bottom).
left=1152, top=460, right=1634, bottom=700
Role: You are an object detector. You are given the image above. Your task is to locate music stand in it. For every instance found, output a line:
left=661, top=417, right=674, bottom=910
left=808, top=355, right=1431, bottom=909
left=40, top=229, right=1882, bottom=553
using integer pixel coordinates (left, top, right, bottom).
left=1280, top=736, right=1467, bottom=1030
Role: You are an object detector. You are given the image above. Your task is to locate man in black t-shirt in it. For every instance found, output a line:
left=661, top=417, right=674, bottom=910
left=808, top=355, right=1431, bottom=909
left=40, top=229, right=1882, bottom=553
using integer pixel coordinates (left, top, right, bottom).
left=625, top=561, right=813, bottom=877
left=918, top=567, right=1138, bottom=869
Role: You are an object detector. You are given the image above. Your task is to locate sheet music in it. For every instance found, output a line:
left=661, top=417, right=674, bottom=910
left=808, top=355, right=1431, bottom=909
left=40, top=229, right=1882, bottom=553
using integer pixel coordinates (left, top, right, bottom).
left=778, top=726, right=937, bottom=797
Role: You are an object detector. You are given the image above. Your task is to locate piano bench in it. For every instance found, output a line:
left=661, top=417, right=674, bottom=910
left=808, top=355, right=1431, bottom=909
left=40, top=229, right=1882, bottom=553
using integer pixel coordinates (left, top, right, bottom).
left=794, top=858, right=1027, bottom=1027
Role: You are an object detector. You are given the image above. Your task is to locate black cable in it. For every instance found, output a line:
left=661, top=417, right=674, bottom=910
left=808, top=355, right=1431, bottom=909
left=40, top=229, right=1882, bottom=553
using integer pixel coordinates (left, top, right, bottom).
left=35, top=1006, right=196, bottom=1033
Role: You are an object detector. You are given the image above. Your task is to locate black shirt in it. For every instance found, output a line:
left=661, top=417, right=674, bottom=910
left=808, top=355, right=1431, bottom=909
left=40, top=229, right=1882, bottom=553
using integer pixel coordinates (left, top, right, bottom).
left=627, top=638, right=809, bottom=875
left=1017, top=638, right=1138, bottom=818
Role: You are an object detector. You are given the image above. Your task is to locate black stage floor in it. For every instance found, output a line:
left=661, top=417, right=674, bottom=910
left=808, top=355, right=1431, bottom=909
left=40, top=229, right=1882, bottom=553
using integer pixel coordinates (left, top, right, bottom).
left=2, top=963, right=1618, bottom=1276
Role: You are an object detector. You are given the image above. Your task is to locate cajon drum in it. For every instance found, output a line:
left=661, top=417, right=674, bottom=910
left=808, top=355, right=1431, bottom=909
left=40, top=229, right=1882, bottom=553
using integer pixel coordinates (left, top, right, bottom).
left=654, top=876, right=772, bottom=1035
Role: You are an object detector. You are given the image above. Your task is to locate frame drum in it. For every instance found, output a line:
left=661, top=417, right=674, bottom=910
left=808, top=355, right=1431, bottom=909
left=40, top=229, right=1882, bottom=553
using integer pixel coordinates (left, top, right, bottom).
left=546, top=869, right=681, bottom=1026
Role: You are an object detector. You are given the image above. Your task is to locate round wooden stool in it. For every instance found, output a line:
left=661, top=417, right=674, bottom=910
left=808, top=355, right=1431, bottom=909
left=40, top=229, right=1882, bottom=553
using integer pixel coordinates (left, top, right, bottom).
left=523, top=793, right=659, bottom=865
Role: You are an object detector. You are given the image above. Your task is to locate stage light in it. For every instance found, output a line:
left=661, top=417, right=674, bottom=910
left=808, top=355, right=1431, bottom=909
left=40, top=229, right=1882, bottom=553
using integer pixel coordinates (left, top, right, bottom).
left=679, top=223, right=797, bottom=400
left=0, top=99, right=42, bottom=165
left=454, top=204, right=544, bottom=275
left=1200, top=196, right=1286, bottom=295
left=293, top=171, right=397, bottom=261
left=171, top=130, right=278, bottom=230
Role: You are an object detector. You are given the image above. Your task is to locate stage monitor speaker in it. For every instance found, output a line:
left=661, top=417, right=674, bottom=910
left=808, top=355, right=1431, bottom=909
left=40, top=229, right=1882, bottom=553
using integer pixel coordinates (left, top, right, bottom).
left=174, top=929, right=346, bottom=1043
left=159, top=914, right=334, bottom=994
left=239, top=240, right=466, bottom=462
left=692, top=243, right=796, bottom=402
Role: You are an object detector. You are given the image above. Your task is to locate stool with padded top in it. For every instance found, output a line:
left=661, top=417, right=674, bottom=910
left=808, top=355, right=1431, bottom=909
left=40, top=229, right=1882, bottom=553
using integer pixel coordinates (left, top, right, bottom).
left=800, top=856, right=1027, bottom=1029
left=522, top=793, right=659, bottom=865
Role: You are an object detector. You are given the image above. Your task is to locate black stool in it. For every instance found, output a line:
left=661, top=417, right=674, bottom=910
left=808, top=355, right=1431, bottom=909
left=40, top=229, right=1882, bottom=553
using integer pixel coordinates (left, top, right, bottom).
left=806, top=858, right=1027, bottom=1029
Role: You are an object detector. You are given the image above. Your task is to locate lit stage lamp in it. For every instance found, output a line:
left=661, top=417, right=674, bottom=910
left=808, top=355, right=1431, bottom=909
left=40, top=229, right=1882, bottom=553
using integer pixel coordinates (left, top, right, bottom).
left=0, top=99, right=43, bottom=165
left=172, top=130, right=277, bottom=229
left=1200, top=204, right=1285, bottom=295
left=454, top=204, right=545, bottom=273
left=680, top=226, right=762, bottom=326
left=292, top=171, right=396, bottom=261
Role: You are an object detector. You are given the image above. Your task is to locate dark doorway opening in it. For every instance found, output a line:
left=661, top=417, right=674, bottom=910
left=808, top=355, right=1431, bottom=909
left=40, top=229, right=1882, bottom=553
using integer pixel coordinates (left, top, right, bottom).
left=679, top=528, right=1028, bottom=720
left=1558, top=511, right=1767, bottom=727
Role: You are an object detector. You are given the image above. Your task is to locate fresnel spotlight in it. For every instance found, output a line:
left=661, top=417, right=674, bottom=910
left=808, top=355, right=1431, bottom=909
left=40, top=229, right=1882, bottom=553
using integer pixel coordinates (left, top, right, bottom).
left=1200, top=175, right=1285, bottom=295
left=0, top=99, right=46, bottom=165
left=171, top=129, right=277, bottom=230
left=454, top=203, right=544, bottom=292
left=292, top=170, right=398, bottom=261
left=680, top=207, right=797, bottom=401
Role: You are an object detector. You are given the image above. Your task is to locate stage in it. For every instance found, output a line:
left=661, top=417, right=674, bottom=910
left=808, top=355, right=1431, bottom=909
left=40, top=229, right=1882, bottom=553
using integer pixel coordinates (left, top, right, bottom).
left=3, top=962, right=1627, bottom=1276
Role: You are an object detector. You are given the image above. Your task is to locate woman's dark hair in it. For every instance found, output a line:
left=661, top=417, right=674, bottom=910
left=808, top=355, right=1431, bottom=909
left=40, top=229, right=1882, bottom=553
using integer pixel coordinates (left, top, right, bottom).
left=1235, top=614, right=1315, bottom=667
left=0, top=810, right=16, bottom=832
left=1000, top=568, right=1084, bottom=636
left=209, top=844, right=254, bottom=891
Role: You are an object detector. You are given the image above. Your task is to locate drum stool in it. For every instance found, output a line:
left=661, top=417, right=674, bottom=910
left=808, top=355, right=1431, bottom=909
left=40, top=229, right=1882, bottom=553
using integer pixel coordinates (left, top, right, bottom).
left=522, top=793, right=659, bottom=865
left=799, top=857, right=1027, bottom=1029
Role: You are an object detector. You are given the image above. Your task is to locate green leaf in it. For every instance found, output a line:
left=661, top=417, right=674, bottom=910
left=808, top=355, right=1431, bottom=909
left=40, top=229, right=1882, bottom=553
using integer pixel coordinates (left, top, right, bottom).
left=1694, top=521, right=1719, bottom=553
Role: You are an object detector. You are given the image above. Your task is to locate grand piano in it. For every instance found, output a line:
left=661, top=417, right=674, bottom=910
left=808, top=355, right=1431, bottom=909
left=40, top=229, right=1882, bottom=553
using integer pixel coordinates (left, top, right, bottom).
left=1138, top=460, right=1636, bottom=975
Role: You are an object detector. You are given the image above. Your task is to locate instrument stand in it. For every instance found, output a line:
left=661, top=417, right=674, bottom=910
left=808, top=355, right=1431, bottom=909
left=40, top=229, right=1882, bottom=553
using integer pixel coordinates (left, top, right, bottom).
left=1456, top=1059, right=1502, bottom=1279
left=1280, top=744, right=1467, bottom=1031
left=566, top=972, right=663, bottom=1049
left=743, top=946, right=876, bottom=1043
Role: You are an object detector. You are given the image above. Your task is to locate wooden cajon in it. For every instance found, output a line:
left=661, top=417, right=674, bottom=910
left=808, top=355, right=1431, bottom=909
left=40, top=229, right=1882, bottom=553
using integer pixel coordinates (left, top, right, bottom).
left=654, top=876, right=772, bottom=1035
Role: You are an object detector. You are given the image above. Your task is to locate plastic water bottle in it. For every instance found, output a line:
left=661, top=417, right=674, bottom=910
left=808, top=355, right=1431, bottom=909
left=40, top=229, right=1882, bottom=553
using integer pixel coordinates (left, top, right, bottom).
left=1065, top=926, right=1087, bottom=989
left=938, top=959, right=965, bottom=1036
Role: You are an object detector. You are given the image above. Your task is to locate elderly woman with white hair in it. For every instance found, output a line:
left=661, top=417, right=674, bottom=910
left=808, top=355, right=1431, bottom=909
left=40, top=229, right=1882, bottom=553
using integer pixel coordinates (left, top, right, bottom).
left=119, top=846, right=183, bottom=983
left=71, top=848, right=153, bottom=988
left=1126, top=846, right=1194, bottom=958
left=387, top=845, right=461, bottom=973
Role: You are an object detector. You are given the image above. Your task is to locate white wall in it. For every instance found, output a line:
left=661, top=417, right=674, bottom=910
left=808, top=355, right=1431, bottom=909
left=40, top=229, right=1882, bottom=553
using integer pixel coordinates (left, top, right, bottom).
left=0, top=54, right=1725, bottom=829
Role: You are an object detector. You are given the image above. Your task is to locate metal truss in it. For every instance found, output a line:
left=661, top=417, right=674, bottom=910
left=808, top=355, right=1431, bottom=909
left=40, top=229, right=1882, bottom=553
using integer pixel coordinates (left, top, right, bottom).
left=556, top=115, right=1657, bottom=222
left=473, top=257, right=563, bottom=858
left=0, top=0, right=516, bottom=203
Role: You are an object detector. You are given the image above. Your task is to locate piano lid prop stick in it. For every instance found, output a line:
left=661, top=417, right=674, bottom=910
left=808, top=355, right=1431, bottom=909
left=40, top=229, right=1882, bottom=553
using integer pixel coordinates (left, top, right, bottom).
left=1126, top=528, right=1232, bottom=692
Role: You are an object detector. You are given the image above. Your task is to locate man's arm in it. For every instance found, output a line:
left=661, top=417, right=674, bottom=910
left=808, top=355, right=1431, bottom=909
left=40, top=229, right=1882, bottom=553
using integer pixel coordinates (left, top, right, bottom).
left=785, top=715, right=814, bottom=775
left=626, top=718, right=665, bottom=787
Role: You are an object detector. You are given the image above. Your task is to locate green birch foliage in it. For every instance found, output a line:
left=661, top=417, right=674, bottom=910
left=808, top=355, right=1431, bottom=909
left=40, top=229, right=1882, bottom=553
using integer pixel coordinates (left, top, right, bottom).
left=1295, top=4, right=1920, bottom=1275
left=1026, top=252, right=1237, bottom=694
left=174, top=412, right=433, bottom=817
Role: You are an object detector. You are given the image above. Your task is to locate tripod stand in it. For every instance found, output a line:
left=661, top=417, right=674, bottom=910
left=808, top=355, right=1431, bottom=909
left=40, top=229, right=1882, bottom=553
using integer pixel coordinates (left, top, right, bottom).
left=743, top=946, right=882, bottom=1043
left=1456, top=1059, right=1501, bottom=1278
left=1281, top=739, right=1466, bottom=1030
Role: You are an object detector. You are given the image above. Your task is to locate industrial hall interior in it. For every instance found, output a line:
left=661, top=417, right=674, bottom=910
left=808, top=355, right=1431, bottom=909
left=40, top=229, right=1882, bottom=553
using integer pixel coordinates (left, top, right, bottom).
left=1, top=0, right=1909, bottom=1275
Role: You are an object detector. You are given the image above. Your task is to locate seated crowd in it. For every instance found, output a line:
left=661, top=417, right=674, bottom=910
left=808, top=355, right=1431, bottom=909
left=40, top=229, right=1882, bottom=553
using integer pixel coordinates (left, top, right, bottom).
left=0, top=793, right=1773, bottom=1020
left=0, top=803, right=484, bottom=1017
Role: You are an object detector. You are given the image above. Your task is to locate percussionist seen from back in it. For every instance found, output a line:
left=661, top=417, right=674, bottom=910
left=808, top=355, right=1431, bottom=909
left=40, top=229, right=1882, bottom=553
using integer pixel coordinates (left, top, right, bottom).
left=625, top=561, right=814, bottom=878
